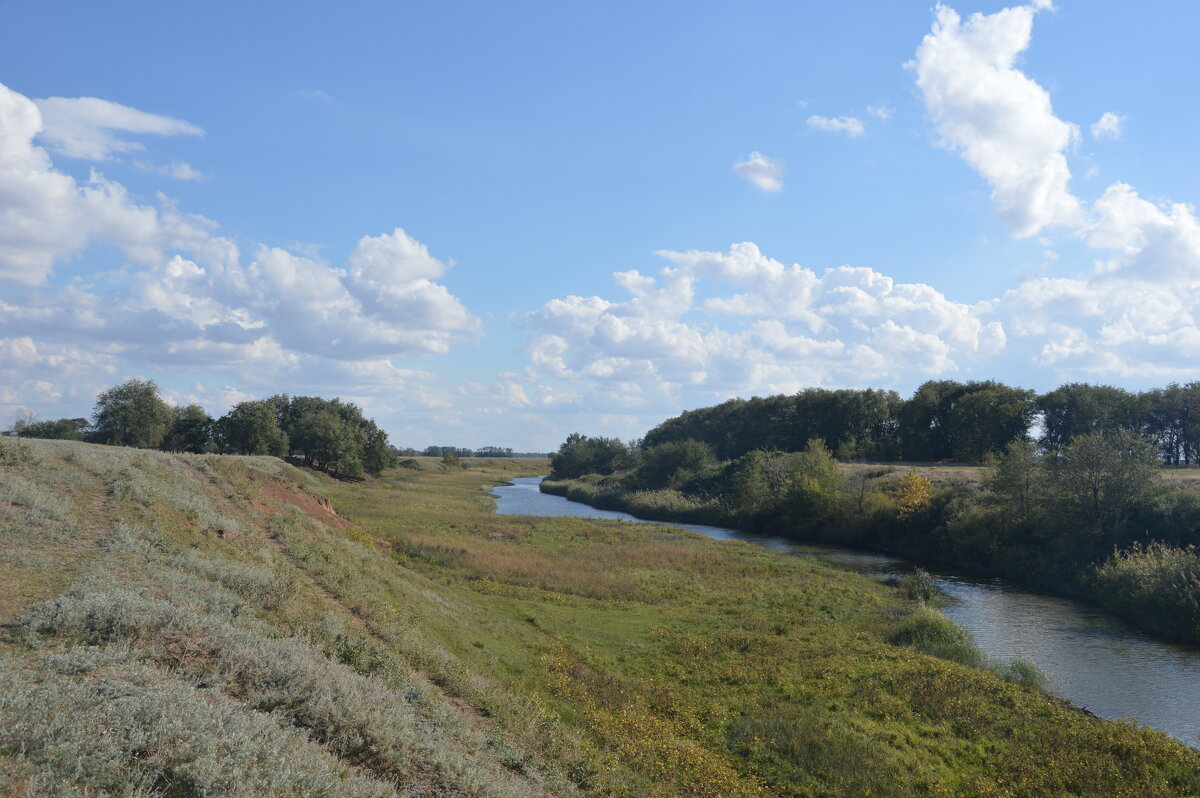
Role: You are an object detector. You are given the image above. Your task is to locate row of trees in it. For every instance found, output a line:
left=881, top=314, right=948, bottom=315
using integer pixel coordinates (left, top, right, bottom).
left=640, top=380, right=1200, bottom=464
left=12, top=379, right=397, bottom=478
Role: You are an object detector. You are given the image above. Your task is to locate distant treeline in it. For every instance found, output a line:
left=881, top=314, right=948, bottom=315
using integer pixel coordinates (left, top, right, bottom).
left=634, top=380, right=1200, bottom=465
left=396, top=446, right=551, bottom=459
left=9, top=379, right=397, bottom=478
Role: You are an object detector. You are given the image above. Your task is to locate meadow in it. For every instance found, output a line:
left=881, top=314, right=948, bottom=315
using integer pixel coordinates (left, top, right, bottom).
left=1, top=437, right=1198, bottom=796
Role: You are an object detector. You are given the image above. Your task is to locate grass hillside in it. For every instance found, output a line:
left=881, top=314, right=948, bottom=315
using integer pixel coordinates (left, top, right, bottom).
left=1, top=437, right=1198, bottom=797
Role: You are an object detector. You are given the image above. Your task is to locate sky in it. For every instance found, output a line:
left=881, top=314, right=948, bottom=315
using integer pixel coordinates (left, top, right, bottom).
left=0, top=1, right=1197, bottom=451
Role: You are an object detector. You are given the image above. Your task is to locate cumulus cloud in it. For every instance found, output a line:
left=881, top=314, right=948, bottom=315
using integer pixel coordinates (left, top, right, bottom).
left=909, top=5, right=1200, bottom=380
left=0, top=81, right=482, bottom=428
left=911, top=2, right=1083, bottom=237
left=806, top=115, right=864, bottom=137
left=0, top=82, right=224, bottom=285
left=733, top=151, right=784, bottom=192
left=34, top=95, right=203, bottom=160
left=866, top=104, right=893, bottom=120
left=1090, top=112, right=1125, bottom=140
left=519, top=242, right=1005, bottom=407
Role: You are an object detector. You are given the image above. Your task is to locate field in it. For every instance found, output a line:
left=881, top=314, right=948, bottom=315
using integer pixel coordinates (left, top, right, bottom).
left=1, top=437, right=1198, bottom=796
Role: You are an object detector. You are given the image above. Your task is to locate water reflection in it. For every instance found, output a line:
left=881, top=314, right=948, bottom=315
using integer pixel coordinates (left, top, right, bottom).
left=493, top=476, right=1200, bottom=747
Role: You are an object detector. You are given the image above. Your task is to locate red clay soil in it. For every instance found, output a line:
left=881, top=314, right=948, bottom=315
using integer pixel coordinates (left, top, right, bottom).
left=254, top=476, right=353, bottom=530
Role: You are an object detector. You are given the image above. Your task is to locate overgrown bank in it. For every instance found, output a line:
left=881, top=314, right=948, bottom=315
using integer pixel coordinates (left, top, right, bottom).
left=2, top=438, right=1199, bottom=796
left=542, top=434, right=1200, bottom=647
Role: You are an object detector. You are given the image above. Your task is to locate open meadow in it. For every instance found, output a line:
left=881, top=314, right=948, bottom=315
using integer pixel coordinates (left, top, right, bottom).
left=1, top=437, right=1198, bottom=797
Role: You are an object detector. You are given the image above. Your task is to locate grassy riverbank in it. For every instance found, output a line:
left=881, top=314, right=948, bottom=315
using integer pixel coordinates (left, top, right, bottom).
left=2, top=437, right=1198, bottom=796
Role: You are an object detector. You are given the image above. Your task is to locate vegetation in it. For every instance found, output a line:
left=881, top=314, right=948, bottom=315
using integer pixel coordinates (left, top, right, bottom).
left=547, top=425, right=1200, bottom=646
left=639, top=379, right=1200, bottom=465
left=2, top=438, right=1197, bottom=795
left=8, top=379, right=398, bottom=478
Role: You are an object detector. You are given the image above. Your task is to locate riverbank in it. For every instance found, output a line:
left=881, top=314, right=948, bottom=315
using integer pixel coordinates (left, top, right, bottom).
left=539, top=467, right=1200, bottom=648
left=3, top=439, right=1199, bottom=796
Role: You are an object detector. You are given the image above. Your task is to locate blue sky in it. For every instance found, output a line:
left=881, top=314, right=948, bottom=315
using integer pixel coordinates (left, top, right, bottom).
left=1, top=1, right=1197, bottom=450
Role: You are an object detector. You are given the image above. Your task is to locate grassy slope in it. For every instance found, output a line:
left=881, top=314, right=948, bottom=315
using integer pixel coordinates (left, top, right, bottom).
left=1, top=438, right=1197, bottom=797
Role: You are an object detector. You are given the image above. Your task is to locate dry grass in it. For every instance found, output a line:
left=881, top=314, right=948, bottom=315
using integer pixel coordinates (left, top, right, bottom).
left=3, top=441, right=1199, bottom=797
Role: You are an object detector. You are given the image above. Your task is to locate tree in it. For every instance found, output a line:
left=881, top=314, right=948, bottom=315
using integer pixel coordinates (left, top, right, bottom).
left=981, top=439, right=1042, bottom=527
left=1037, top=383, right=1139, bottom=454
left=635, top=439, right=717, bottom=489
left=15, top=417, right=90, bottom=440
left=1050, top=430, right=1163, bottom=545
left=894, top=469, right=933, bottom=519
left=549, top=434, right=628, bottom=478
left=92, top=379, right=171, bottom=448
left=161, top=405, right=212, bottom=453
left=783, top=439, right=842, bottom=524
left=221, top=401, right=288, bottom=456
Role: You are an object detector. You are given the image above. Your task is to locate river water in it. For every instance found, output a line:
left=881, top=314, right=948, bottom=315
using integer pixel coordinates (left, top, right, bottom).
left=493, top=476, right=1200, bottom=747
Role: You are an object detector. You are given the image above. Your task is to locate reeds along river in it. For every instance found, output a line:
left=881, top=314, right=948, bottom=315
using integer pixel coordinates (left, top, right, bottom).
left=493, top=476, right=1200, bottom=748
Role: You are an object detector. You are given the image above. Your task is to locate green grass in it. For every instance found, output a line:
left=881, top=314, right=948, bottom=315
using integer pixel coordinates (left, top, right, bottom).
left=2, top=440, right=1198, bottom=796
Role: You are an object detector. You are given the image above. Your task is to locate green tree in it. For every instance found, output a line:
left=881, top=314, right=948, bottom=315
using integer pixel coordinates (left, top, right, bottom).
left=981, top=439, right=1042, bottom=528
left=221, top=400, right=288, bottom=456
left=1051, top=430, right=1163, bottom=545
left=92, top=379, right=171, bottom=448
left=15, top=417, right=90, bottom=440
left=635, top=439, right=717, bottom=489
left=783, top=439, right=842, bottom=524
left=1037, top=383, right=1139, bottom=454
left=550, top=434, right=628, bottom=478
left=161, top=404, right=212, bottom=453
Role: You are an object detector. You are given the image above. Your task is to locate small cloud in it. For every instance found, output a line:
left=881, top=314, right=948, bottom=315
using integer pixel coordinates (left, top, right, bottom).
left=733, top=151, right=784, bottom=193
left=866, top=104, right=893, bottom=120
left=807, top=115, right=864, bottom=137
left=1085, top=165, right=1100, bottom=179
left=134, top=160, right=206, bottom=181
left=295, top=89, right=333, bottom=103
left=1091, top=112, right=1125, bottom=140
left=796, top=99, right=810, bottom=109
left=34, top=96, right=203, bottom=160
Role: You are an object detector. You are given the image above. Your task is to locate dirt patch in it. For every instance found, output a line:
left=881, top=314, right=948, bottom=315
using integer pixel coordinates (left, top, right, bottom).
left=254, top=476, right=353, bottom=530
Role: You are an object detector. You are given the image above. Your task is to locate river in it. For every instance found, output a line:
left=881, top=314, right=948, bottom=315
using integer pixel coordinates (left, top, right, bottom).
left=493, top=476, right=1200, bottom=747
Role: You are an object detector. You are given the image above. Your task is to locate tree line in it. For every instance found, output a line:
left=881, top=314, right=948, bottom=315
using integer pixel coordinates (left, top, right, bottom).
left=633, top=380, right=1200, bottom=465
left=10, top=379, right=397, bottom=478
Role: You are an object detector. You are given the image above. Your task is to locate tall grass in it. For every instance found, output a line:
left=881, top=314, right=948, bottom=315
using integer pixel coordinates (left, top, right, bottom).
left=1092, top=543, right=1200, bottom=643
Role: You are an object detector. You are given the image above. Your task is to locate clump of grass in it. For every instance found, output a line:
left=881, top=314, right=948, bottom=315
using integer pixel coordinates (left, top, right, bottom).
left=995, top=657, right=1046, bottom=690
left=896, top=567, right=941, bottom=604
left=887, top=606, right=984, bottom=667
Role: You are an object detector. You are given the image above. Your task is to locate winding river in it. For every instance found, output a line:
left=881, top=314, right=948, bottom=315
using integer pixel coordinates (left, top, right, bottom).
left=493, top=476, right=1200, bottom=747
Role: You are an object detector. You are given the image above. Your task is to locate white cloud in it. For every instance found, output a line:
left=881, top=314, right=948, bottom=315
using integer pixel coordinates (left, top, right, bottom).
left=134, top=160, right=206, bottom=180
left=33, top=96, right=203, bottom=160
left=806, top=115, right=865, bottom=137
left=0, top=82, right=226, bottom=286
left=0, top=81, right=484, bottom=431
left=733, top=151, right=784, bottom=192
left=519, top=243, right=1004, bottom=407
left=866, top=104, right=893, bottom=120
left=911, top=3, right=1083, bottom=237
left=1090, top=112, right=1125, bottom=140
